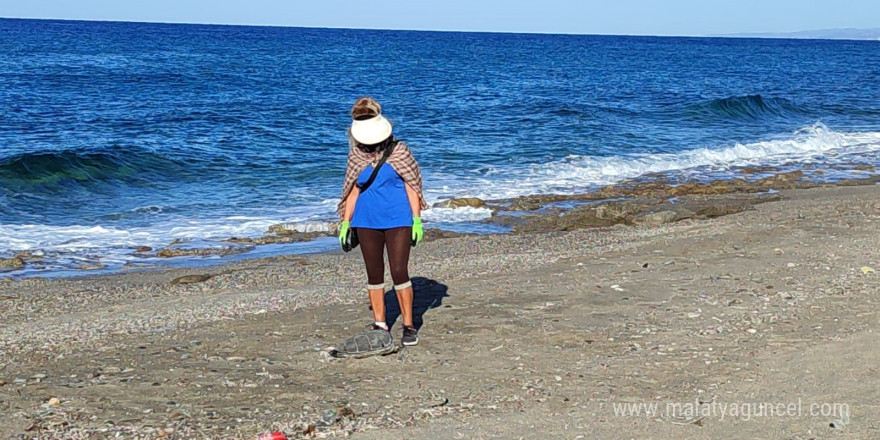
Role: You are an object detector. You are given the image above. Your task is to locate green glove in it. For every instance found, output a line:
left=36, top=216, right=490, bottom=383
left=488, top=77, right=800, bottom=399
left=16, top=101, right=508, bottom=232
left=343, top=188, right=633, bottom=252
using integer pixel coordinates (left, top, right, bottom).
left=338, top=220, right=351, bottom=247
left=411, top=217, right=424, bottom=245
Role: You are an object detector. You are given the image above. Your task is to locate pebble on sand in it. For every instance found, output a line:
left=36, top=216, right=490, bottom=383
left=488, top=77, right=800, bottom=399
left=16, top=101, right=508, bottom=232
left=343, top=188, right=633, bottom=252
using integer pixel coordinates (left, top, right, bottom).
left=171, top=274, right=214, bottom=285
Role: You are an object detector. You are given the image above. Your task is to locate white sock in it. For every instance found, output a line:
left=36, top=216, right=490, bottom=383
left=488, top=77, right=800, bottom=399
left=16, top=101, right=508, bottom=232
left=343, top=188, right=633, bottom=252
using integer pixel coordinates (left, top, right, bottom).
left=374, top=321, right=388, bottom=330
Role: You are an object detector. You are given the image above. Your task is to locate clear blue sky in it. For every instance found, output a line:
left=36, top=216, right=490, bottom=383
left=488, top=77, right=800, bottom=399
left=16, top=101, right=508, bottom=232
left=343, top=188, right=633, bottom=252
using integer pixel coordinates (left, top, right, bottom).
left=1, top=0, right=878, bottom=36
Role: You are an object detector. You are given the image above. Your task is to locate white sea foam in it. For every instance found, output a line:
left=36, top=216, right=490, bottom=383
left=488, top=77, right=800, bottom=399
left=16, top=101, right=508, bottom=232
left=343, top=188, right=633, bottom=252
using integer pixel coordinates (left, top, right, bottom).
left=0, top=218, right=277, bottom=255
left=265, top=221, right=337, bottom=233
left=426, top=123, right=880, bottom=200
left=421, top=206, right=495, bottom=223
left=131, top=205, right=164, bottom=214
left=4, top=123, right=880, bottom=273
left=0, top=224, right=150, bottom=253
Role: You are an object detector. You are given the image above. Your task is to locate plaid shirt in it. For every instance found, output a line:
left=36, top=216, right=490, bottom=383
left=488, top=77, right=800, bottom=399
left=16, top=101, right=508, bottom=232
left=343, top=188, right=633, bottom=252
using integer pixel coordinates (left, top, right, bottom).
left=338, top=140, right=427, bottom=218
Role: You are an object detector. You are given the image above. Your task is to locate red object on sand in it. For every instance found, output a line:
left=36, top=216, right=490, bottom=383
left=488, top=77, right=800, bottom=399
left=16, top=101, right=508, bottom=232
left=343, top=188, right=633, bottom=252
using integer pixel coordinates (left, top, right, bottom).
left=257, top=433, right=287, bottom=440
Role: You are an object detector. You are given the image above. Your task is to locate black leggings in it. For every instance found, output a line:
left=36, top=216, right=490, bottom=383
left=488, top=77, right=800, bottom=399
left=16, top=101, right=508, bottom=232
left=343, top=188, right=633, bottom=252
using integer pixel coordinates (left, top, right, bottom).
left=357, top=227, right=412, bottom=286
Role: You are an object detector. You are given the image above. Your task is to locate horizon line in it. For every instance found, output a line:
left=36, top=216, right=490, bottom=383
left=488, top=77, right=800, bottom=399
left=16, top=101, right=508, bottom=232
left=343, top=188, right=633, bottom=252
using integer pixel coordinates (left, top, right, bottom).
left=0, top=15, right=757, bottom=39
left=2, top=16, right=876, bottom=41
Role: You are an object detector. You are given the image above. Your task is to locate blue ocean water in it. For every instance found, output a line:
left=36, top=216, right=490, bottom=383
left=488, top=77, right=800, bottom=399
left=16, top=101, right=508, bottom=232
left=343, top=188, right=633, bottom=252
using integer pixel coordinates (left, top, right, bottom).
left=2, top=18, right=880, bottom=276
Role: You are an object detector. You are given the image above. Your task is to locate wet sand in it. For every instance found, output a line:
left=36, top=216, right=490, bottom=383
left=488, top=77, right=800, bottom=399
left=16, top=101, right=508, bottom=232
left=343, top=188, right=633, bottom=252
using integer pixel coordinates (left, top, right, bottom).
left=2, top=184, right=880, bottom=439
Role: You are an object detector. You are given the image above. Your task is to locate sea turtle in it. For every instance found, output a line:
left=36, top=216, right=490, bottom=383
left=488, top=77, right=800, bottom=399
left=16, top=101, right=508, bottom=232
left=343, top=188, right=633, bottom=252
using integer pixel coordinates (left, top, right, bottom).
left=331, top=329, right=397, bottom=359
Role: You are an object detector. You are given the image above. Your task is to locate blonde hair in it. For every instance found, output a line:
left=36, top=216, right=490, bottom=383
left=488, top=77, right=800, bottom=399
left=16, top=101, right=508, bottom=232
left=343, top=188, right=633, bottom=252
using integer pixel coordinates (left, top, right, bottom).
left=351, top=97, right=382, bottom=120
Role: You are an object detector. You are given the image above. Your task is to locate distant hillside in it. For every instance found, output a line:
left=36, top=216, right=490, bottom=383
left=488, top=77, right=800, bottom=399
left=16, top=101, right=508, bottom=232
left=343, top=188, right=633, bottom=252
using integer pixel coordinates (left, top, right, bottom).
left=722, top=28, right=880, bottom=40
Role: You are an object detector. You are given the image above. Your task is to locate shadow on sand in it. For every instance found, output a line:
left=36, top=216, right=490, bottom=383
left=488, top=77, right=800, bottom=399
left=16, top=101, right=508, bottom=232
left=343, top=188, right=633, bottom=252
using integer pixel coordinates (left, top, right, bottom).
left=383, top=276, right=449, bottom=330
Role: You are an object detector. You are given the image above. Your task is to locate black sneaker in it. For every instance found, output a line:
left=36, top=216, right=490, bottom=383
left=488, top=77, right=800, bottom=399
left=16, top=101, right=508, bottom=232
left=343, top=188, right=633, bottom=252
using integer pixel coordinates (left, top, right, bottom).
left=401, top=325, right=419, bottom=346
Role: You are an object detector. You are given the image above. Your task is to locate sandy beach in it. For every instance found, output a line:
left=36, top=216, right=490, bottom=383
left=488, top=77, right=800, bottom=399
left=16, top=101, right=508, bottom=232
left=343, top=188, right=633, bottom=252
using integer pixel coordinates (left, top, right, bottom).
left=2, top=183, right=880, bottom=439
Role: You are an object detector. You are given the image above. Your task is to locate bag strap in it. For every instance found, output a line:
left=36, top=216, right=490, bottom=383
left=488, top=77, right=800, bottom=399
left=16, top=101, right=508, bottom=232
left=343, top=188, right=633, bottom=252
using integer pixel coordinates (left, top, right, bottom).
left=357, top=142, right=396, bottom=193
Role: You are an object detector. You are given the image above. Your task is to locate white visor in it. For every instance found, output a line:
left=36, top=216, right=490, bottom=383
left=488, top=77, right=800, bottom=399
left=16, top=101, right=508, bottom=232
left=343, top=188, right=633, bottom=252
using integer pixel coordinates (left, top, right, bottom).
left=350, top=115, right=392, bottom=145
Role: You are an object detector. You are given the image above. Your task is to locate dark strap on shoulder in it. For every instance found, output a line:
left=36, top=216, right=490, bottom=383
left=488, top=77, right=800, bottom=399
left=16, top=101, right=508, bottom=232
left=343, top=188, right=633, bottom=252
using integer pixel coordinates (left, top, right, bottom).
left=357, top=142, right=395, bottom=193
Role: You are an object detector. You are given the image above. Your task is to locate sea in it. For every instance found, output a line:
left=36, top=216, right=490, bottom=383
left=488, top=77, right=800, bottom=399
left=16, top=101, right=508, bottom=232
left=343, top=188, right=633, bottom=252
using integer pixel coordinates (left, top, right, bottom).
left=2, top=18, right=880, bottom=277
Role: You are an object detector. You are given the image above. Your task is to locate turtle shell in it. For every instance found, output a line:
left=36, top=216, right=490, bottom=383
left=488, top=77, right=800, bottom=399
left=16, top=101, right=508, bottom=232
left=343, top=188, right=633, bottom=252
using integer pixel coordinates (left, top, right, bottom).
left=333, top=329, right=396, bottom=358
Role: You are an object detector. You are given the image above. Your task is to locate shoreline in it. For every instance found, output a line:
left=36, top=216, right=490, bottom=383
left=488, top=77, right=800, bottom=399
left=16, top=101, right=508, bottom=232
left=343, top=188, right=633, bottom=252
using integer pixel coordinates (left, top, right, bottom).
left=3, top=166, right=879, bottom=279
left=2, top=183, right=880, bottom=438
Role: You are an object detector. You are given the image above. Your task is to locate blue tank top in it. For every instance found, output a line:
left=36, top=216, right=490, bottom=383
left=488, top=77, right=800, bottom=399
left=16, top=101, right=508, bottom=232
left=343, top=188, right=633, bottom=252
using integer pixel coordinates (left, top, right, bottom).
left=350, top=163, right=413, bottom=229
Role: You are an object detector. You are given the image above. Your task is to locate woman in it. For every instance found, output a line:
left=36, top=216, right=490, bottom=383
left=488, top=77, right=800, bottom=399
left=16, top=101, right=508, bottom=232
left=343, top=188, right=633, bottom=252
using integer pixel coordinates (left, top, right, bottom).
left=337, top=97, right=428, bottom=346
